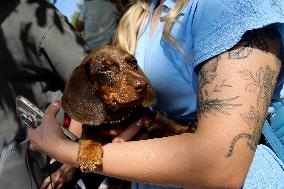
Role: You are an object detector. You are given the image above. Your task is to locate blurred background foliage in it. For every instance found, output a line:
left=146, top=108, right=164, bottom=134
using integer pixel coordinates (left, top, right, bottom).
left=49, top=0, right=84, bottom=36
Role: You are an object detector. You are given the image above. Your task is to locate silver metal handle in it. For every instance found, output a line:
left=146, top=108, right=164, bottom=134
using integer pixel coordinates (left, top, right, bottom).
left=16, top=96, right=79, bottom=142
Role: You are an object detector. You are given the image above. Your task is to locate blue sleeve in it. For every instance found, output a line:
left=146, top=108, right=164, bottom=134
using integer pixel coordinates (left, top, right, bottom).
left=192, top=0, right=284, bottom=66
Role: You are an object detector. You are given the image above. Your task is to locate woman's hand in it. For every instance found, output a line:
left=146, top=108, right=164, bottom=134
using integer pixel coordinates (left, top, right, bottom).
left=40, top=159, right=78, bottom=189
left=28, top=101, right=66, bottom=158
left=112, top=114, right=149, bottom=143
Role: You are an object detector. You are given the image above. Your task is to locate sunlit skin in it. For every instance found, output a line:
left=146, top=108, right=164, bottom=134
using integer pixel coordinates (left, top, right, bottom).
left=28, top=3, right=282, bottom=188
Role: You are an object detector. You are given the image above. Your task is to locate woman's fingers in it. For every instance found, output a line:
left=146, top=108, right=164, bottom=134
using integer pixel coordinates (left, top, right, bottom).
left=27, top=126, right=42, bottom=152
left=41, top=173, right=62, bottom=189
left=112, top=115, right=148, bottom=143
left=40, top=160, right=77, bottom=189
left=40, top=176, right=51, bottom=189
left=28, top=100, right=64, bottom=154
left=29, top=143, right=36, bottom=151
left=45, top=100, right=61, bottom=116
left=112, top=123, right=141, bottom=142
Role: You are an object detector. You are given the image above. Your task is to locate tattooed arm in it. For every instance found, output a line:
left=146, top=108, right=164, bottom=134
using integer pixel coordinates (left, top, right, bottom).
left=27, top=27, right=282, bottom=189
left=197, top=26, right=281, bottom=185
left=85, top=27, right=281, bottom=188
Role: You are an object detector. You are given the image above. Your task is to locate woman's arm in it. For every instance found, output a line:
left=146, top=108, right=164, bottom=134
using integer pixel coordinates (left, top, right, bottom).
left=40, top=119, right=82, bottom=189
left=28, top=27, right=282, bottom=189
left=68, top=119, right=83, bottom=137
left=102, top=27, right=282, bottom=189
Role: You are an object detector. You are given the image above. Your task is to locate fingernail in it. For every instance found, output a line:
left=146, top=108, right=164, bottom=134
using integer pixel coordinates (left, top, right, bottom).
left=53, top=100, right=60, bottom=107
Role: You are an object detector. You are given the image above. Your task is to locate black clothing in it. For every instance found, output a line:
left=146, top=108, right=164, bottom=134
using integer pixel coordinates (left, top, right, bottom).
left=0, top=0, right=88, bottom=188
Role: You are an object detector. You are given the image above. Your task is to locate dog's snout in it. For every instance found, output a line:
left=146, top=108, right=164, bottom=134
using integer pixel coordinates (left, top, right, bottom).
left=133, top=79, right=148, bottom=93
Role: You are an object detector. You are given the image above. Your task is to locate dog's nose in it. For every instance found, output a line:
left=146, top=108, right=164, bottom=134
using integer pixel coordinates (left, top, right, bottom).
left=133, top=79, right=148, bottom=93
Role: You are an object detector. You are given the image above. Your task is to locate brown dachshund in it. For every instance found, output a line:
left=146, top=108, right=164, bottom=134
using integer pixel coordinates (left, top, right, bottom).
left=61, top=45, right=193, bottom=175
left=62, top=45, right=156, bottom=126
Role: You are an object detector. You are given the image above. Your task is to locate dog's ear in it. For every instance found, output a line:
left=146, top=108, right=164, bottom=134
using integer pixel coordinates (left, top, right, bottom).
left=61, top=63, right=106, bottom=126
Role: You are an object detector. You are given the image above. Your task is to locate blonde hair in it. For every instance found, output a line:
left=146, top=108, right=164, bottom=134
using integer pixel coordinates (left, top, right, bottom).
left=114, top=0, right=189, bottom=55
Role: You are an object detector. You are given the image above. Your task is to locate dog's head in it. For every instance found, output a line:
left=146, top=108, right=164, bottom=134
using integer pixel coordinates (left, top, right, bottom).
left=61, top=45, right=156, bottom=126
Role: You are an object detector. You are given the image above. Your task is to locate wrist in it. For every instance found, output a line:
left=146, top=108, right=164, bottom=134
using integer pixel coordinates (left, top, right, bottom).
left=77, top=139, right=103, bottom=173
left=52, top=138, right=79, bottom=167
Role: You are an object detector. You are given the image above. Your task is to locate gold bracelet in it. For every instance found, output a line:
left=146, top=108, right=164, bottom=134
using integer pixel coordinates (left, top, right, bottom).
left=77, top=139, right=103, bottom=173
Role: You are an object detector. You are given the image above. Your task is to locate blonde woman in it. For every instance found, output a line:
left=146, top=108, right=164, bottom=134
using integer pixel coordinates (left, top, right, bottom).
left=28, top=0, right=284, bottom=188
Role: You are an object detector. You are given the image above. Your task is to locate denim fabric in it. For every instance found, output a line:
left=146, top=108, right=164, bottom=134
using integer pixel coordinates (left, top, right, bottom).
left=243, top=145, right=284, bottom=189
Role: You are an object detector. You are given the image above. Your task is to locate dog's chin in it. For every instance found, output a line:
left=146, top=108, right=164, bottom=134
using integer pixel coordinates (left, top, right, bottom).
left=104, top=97, right=146, bottom=121
left=105, top=105, right=136, bottom=123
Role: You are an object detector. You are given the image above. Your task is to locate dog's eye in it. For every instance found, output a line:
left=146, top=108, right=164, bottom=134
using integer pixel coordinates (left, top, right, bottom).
left=96, top=66, right=114, bottom=77
left=127, top=59, right=138, bottom=70
left=97, top=65, right=112, bottom=74
left=96, top=65, right=116, bottom=85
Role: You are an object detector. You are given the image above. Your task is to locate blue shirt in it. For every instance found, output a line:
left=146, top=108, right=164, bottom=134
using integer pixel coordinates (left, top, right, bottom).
left=133, top=0, right=284, bottom=188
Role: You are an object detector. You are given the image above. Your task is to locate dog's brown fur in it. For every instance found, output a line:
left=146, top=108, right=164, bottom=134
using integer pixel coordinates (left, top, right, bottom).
left=61, top=46, right=194, bottom=186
